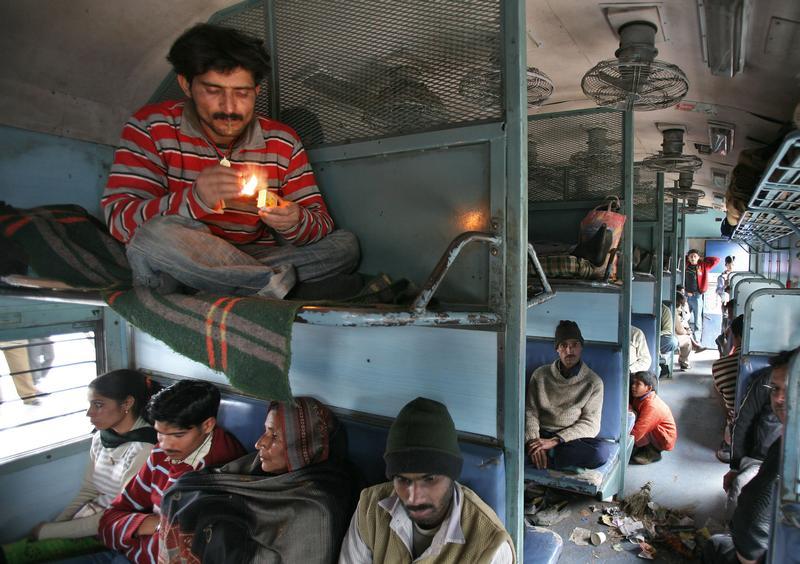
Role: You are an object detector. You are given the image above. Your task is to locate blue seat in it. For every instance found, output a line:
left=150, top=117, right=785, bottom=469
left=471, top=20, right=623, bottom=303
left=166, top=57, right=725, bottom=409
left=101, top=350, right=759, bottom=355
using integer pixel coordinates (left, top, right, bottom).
left=524, top=339, right=630, bottom=499
left=217, top=392, right=563, bottom=563
left=631, top=313, right=658, bottom=374
left=772, top=503, right=800, bottom=564
left=736, top=354, right=772, bottom=413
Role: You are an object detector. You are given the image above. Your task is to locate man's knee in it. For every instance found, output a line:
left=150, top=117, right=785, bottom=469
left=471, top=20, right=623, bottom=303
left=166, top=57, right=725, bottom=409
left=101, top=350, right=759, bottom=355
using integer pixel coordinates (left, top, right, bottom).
left=129, top=215, right=204, bottom=250
left=327, top=229, right=360, bottom=270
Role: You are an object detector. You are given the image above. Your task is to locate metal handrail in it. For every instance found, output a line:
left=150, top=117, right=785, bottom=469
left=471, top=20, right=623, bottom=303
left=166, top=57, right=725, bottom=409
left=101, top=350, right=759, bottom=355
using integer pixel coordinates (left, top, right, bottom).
left=526, top=243, right=555, bottom=307
left=411, top=231, right=502, bottom=314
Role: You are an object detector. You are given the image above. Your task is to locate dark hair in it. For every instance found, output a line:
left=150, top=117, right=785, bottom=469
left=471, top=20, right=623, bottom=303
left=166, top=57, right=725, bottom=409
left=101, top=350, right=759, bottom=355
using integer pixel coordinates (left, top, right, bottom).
left=632, top=371, right=658, bottom=391
left=90, top=369, right=159, bottom=419
left=687, top=249, right=700, bottom=256
left=770, top=347, right=800, bottom=369
left=676, top=284, right=685, bottom=293
left=676, top=292, right=686, bottom=306
left=731, top=315, right=744, bottom=338
left=725, top=256, right=735, bottom=265
left=167, top=23, right=271, bottom=84
left=147, top=380, right=220, bottom=429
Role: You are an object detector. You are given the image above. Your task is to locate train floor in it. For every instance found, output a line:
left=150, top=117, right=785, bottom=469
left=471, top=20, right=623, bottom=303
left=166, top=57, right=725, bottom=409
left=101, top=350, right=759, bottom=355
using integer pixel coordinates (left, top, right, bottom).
left=538, top=349, right=727, bottom=563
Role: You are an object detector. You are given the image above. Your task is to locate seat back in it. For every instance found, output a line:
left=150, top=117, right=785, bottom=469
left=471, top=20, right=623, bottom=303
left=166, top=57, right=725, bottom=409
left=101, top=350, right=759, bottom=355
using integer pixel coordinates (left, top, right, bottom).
left=525, top=339, right=623, bottom=441
left=631, top=313, right=658, bottom=373
left=216, top=394, right=507, bottom=525
left=736, top=354, right=772, bottom=412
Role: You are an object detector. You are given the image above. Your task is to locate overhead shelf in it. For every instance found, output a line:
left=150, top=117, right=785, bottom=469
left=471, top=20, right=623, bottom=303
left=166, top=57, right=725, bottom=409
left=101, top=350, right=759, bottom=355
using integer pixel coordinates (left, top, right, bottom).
left=733, top=131, right=800, bottom=250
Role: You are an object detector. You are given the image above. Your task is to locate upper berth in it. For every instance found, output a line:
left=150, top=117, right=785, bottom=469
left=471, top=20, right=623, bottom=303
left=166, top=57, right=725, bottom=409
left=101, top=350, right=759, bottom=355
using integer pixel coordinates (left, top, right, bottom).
left=731, top=130, right=800, bottom=251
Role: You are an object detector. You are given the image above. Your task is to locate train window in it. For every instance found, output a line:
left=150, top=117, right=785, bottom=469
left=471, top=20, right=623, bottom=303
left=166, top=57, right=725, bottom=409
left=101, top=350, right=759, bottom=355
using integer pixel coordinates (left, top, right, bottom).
left=0, top=331, right=98, bottom=461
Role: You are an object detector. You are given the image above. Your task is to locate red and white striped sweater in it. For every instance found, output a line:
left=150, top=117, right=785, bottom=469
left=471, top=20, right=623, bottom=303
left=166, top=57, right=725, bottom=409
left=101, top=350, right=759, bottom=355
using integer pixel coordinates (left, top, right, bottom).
left=98, top=426, right=245, bottom=564
left=101, top=100, right=334, bottom=246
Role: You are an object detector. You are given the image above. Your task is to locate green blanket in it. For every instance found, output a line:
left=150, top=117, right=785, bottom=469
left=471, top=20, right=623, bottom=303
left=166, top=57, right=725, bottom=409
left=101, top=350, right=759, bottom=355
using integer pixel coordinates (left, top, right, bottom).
left=1, top=204, right=299, bottom=401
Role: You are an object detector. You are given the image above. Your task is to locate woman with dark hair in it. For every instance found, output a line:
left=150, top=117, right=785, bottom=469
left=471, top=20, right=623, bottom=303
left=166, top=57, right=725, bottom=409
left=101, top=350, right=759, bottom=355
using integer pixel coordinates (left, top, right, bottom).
left=160, top=397, right=355, bottom=564
left=45, top=371, right=158, bottom=535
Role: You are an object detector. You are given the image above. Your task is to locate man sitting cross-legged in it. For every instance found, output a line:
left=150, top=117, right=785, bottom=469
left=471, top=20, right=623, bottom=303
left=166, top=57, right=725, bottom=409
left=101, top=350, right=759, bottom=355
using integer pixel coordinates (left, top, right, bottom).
left=525, top=320, right=612, bottom=470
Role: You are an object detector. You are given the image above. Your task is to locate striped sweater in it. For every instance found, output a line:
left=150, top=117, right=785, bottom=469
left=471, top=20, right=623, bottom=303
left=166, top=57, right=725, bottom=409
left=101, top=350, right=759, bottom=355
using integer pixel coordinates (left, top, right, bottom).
left=101, top=100, right=333, bottom=246
left=98, top=426, right=244, bottom=564
left=37, top=417, right=155, bottom=540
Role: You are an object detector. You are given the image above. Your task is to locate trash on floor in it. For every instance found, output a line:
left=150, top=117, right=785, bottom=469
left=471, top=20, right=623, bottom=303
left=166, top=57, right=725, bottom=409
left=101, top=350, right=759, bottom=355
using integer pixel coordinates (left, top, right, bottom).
left=568, top=527, right=592, bottom=546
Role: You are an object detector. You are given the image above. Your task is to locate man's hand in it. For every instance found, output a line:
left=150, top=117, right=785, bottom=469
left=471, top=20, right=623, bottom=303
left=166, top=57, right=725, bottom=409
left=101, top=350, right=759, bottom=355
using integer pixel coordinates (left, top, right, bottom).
left=258, top=196, right=301, bottom=231
left=194, top=165, right=245, bottom=209
left=723, top=470, right=738, bottom=492
left=526, top=438, right=559, bottom=469
left=134, top=514, right=160, bottom=538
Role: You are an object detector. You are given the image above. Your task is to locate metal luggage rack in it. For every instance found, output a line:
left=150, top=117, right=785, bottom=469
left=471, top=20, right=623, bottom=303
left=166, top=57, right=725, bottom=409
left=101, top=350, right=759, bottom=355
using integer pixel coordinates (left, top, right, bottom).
left=733, top=130, right=800, bottom=251
left=0, top=231, right=555, bottom=329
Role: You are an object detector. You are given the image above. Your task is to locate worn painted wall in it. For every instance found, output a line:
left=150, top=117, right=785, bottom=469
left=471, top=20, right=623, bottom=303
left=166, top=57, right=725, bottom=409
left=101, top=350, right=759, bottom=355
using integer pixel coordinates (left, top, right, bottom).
left=684, top=210, right=726, bottom=239
left=0, top=126, right=114, bottom=217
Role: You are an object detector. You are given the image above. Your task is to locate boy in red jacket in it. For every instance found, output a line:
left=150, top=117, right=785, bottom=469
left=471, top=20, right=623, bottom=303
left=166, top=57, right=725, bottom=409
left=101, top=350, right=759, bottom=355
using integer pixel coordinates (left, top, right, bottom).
left=98, top=380, right=245, bottom=564
left=629, top=371, right=677, bottom=465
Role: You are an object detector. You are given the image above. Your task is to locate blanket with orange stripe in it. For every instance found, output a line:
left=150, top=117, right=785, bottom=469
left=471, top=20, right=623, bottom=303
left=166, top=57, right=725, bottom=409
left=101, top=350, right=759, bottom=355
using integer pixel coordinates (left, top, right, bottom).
left=1, top=204, right=298, bottom=401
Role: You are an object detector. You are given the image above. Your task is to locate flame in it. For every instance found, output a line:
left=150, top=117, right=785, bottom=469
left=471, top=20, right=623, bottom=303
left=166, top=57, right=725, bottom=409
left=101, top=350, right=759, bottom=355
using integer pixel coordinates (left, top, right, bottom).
left=241, top=175, right=258, bottom=196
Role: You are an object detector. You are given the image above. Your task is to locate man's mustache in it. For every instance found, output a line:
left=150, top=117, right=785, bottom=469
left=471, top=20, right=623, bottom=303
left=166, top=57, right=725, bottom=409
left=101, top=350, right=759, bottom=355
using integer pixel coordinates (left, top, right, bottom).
left=212, top=112, right=244, bottom=121
left=405, top=504, right=434, bottom=512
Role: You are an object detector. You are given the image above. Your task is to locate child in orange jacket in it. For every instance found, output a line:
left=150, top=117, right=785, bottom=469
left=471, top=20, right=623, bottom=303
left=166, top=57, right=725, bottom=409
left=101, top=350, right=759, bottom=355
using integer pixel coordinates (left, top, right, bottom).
left=629, top=371, right=677, bottom=464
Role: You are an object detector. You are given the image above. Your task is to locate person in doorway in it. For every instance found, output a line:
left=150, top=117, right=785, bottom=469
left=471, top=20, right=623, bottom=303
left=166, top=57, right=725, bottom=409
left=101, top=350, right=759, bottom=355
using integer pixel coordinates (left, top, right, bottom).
left=102, top=24, right=360, bottom=299
left=684, top=249, right=720, bottom=344
left=629, top=370, right=677, bottom=465
left=629, top=325, right=653, bottom=374
left=704, top=348, right=795, bottom=564
left=339, top=397, right=514, bottom=563
left=716, top=256, right=735, bottom=307
left=98, top=380, right=245, bottom=564
left=0, top=370, right=158, bottom=563
left=722, top=352, right=787, bottom=519
left=525, top=321, right=611, bottom=470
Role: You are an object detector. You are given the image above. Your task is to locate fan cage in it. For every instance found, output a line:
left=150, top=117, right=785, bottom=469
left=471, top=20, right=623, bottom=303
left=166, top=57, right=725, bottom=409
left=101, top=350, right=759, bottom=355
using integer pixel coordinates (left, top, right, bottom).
left=581, top=59, right=689, bottom=112
left=527, top=110, right=626, bottom=203
left=641, top=153, right=703, bottom=173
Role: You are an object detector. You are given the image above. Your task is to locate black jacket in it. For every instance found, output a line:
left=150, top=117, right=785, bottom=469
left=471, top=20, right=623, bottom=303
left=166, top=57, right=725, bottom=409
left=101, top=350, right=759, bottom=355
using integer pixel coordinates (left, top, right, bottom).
left=730, top=438, right=781, bottom=561
left=730, top=367, right=782, bottom=471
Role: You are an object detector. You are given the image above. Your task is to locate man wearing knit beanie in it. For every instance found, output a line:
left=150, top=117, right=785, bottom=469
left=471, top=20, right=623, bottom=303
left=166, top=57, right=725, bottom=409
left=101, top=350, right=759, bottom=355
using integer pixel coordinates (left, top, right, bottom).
left=339, top=397, right=515, bottom=563
left=525, top=320, right=611, bottom=470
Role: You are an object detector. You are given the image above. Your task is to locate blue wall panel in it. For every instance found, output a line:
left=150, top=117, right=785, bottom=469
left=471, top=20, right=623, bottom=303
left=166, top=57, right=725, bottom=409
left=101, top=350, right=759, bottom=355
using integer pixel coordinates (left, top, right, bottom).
left=0, top=125, right=114, bottom=217
left=632, top=280, right=655, bottom=314
left=525, top=290, right=621, bottom=343
left=0, top=442, right=89, bottom=543
left=134, top=324, right=499, bottom=438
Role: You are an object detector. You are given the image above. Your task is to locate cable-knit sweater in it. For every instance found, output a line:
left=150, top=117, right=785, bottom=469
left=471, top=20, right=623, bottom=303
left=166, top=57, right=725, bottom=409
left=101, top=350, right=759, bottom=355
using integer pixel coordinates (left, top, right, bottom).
left=525, top=360, right=604, bottom=443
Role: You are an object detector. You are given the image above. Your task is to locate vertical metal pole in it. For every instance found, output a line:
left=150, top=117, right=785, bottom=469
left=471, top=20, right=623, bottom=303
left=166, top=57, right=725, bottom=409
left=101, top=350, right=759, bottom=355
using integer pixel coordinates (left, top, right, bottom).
left=679, top=206, right=687, bottom=287
left=654, top=173, right=665, bottom=340
left=502, top=0, right=527, bottom=555
left=265, top=0, right=280, bottom=118
left=618, top=109, right=634, bottom=496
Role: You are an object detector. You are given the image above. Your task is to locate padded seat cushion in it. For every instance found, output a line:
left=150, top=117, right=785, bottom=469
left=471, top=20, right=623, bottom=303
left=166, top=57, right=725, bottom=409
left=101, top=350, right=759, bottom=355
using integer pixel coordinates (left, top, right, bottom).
left=524, top=525, right=563, bottom=564
left=525, top=339, right=624, bottom=441
left=631, top=314, right=658, bottom=373
left=523, top=442, right=620, bottom=497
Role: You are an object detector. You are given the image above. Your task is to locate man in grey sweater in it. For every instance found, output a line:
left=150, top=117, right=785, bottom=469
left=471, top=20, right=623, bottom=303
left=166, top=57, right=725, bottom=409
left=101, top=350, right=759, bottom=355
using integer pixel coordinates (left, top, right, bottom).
left=525, top=320, right=611, bottom=470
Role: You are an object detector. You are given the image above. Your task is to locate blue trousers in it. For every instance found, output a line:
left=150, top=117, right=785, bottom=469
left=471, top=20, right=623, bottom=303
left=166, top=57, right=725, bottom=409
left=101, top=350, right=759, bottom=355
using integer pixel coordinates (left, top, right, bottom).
left=687, top=293, right=704, bottom=342
left=126, top=215, right=360, bottom=298
left=660, top=334, right=679, bottom=354
left=541, top=429, right=613, bottom=469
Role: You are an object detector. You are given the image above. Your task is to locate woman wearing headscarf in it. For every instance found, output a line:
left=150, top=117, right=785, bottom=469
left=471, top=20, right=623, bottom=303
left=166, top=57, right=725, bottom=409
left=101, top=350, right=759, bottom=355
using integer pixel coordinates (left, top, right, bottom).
left=159, top=396, right=355, bottom=564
